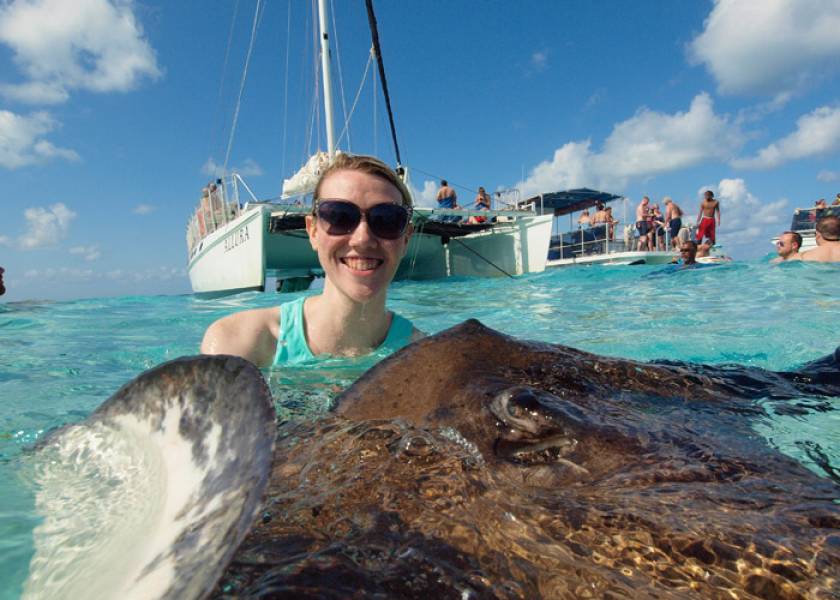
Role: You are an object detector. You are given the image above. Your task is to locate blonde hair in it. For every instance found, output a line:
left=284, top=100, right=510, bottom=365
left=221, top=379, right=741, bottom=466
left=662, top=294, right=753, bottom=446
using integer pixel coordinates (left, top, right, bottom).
left=313, top=154, right=413, bottom=210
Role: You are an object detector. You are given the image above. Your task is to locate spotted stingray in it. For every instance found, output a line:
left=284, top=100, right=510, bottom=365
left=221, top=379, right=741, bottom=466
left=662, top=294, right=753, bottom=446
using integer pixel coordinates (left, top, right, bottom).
left=30, top=321, right=840, bottom=599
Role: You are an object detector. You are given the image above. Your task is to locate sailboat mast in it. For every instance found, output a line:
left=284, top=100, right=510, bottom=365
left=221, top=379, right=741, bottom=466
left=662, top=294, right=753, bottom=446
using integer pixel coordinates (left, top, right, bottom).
left=317, top=0, right=336, bottom=158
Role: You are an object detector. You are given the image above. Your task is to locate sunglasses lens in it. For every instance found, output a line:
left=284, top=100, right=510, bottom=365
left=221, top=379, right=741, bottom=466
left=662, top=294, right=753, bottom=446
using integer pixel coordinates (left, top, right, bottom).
left=368, top=204, right=409, bottom=240
left=317, top=201, right=361, bottom=235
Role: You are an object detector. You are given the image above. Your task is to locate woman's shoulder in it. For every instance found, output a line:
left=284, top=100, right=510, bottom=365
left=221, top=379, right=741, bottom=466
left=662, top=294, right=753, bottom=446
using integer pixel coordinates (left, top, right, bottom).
left=200, top=306, right=281, bottom=366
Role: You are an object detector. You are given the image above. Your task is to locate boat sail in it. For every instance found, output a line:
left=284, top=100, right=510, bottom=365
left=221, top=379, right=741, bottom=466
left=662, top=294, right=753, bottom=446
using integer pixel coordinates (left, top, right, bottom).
left=186, top=0, right=552, bottom=296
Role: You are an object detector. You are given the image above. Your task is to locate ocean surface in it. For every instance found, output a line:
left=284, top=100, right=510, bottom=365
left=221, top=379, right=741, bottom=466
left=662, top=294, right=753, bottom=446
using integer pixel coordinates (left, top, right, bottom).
left=1, top=260, right=839, bottom=598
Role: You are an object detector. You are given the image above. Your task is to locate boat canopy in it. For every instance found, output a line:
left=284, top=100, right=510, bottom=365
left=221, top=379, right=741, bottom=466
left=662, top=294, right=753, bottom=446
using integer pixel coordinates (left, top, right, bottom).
left=790, top=206, right=839, bottom=231
left=522, top=188, right=622, bottom=217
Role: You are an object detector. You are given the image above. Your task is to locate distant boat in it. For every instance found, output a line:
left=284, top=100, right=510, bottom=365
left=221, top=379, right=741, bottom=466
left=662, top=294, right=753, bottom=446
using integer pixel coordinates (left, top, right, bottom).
left=770, top=205, right=839, bottom=252
left=524, top=188, right=732, bottom=267
left=185, top=0, right=552, bottom=296
left=523, top=189, right=677, bottom=266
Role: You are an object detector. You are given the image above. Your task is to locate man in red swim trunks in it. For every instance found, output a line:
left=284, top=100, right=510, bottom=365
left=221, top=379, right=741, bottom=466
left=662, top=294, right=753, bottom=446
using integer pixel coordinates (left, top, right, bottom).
left=696, top=190, right=720, bottom=244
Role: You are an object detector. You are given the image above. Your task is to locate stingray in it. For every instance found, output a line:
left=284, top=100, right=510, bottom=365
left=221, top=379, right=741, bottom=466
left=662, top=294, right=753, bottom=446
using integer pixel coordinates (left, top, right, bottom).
left=23, top=355, right=275, bottom=600
left=27, top=321, right=840, bottom=599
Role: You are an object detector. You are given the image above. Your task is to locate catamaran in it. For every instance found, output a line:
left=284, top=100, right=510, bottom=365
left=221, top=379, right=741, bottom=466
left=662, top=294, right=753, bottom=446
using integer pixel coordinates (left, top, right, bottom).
left=186, top=0, right=552, bottom=296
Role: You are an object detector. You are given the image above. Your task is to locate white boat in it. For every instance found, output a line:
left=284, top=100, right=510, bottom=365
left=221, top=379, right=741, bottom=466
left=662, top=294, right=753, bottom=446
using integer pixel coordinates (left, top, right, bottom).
left=522, top=189, right=732, bottom=267
left=521, top=189, right=679, bottom=267
left=186, top=1, right=552, bottom=296
left=770, top=205, right=839, bottom=251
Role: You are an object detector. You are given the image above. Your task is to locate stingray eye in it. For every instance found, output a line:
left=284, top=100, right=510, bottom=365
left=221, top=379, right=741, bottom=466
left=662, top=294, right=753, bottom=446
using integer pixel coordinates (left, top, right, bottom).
left=507, top=388, right=542, bottom=418
left=489, top=386, right=556, bottom=436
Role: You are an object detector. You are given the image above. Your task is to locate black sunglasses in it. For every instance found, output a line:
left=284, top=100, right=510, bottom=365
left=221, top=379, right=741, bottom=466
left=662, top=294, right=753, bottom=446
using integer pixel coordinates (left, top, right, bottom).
left=314, top=199, right=411, bottom=240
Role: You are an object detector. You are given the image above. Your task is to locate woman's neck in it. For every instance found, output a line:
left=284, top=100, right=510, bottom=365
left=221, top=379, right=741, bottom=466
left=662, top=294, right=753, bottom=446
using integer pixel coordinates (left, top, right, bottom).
left=302, top=284, right=391, bottom=357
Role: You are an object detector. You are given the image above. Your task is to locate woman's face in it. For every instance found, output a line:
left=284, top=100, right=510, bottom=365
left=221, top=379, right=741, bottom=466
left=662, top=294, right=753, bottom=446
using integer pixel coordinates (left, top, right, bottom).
left=306, top=169, right=413, bottom=303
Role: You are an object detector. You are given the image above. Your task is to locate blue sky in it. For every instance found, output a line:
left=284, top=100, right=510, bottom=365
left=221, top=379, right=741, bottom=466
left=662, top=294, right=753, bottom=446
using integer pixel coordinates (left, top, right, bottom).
left=2, top=0, right=840, bottom=301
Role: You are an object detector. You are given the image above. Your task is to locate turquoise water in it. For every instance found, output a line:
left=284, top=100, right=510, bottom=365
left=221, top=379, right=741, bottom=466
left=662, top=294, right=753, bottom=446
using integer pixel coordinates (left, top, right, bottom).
left=1, top=260, right=839, bottom=597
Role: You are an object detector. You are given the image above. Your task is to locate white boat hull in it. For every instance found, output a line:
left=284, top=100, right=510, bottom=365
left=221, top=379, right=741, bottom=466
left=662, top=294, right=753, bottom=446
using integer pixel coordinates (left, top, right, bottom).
left=399, top=212, right=553, bottom=279
left=547, top=250, right=676, bottom=268
left=188, top=207, right=268, bottom=295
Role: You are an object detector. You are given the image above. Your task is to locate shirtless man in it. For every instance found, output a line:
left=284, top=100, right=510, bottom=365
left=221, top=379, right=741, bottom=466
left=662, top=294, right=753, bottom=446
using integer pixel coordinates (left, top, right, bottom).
left=590, top=205, right=608, bottom=225
left=577, top=209, right=591, bottom=227
left=801, top=215, right=840, bottom=263
left=696, top=190, right=720, bottom=244
left=636, top=196, right=651, bottom=250
left=771, top=231, right=802, bottom=263
left=436, top=180, right=458, bottom=209
left=664, top=197, right=683, bottom=249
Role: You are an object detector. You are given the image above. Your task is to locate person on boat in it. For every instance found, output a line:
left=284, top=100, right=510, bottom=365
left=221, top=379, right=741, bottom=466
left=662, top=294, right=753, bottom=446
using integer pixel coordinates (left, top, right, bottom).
left=650, top=204, right=666, bottom=250
left=696, top=190, right=720, bottom=245
left=437, top=180, right=458, bottom=209
left=435, top=179, right=460, bottom=223
left=833, top=193, right=840, bottom=206
left=467, top=187, right=491, bottom=224
left=590, top=205, right=610, bottom=241
left=604, top=206, right=619, bottom=240
left=577, top=209, right=591, bottom=228
left=0, top=266, right=5, bottom=296
left=771, top=231, right=803, bottom=263
left=664, top=197, right=683, bottom=250
left=201, top=154, right=423, bottom=367
left=474, top=187, right=491, bottom=210
left=801, top=215, right=840, bottom=263
left=815, top=198, right=828, bottom=210
left=636, top=197, right=651, bottom=251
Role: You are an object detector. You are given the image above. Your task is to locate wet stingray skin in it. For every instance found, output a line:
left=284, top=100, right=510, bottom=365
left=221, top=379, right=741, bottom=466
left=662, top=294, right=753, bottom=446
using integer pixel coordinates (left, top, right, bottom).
left=218, top=320, right=840, bottom=599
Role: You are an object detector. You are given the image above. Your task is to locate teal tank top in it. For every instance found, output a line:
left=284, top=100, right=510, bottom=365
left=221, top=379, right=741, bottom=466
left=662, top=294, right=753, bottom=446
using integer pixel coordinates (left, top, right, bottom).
left=272, top=296, right=414, bottom=365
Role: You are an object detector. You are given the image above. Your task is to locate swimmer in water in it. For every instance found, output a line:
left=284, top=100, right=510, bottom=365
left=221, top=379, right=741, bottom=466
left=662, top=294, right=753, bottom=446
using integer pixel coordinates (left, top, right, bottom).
left=201, top=154, right=424, bottom=367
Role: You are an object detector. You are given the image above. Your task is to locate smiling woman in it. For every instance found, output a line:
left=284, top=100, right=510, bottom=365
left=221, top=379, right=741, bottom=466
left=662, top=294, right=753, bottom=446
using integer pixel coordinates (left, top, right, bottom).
left=200, top=154, right=424, bottom=367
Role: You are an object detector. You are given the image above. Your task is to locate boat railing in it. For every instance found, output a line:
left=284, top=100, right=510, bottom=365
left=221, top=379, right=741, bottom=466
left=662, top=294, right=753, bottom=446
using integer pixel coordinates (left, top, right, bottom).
left=186, top=173, right=262, bottom=256
left=548, top=224, right=677, bottom=260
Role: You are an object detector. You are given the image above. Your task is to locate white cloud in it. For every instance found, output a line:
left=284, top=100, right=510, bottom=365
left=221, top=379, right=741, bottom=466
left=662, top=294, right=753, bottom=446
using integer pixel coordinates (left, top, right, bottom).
left=0, top=235, right=11, bottom=247
left=409, top=179, right=438, bottom=208
left=700, top=179, right=788, bottom=248
left=0, top=0, right=161, bottom=105
left=0, top=80, right=68, bottom=104
left=732, top=106, right=840, bottom=169
left=69, top=244, right=101, bottom=261
left=23, top=265, right=183, bottom=283
left=237, top=158, right=263, bottom=177
left=530, top=50, right=548, bottom=72
left=105, top=265, right=185, bottom=282
left=817, top=169, right=839, bottom=182
left=124, top=266, right=184, bottom=282
left=202, top=157, right=264, bottom=178
left=18, top=203, right=76, bottom=249
left=132, top=203, right=155, bottom=215
left=23, top=266, right=94, bottom=282
left=515, top=93, right=743, bottom=198
left=0, top=110, right=79, bottom=169
left=689, top=0, right=840, bottom=96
